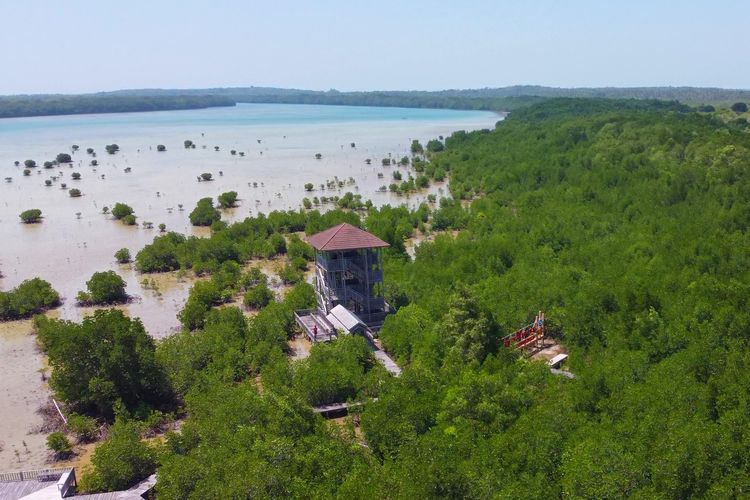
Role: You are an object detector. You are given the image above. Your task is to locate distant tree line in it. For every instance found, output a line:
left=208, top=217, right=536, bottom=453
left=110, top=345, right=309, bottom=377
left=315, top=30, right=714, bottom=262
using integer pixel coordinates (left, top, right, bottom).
left=0, top=95, right=234, bottom=119
left=4, top=85, right=749, bottom=119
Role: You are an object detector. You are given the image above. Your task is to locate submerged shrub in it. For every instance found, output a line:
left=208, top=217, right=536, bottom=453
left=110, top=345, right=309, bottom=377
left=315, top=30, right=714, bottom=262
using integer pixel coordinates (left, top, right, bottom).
left=111, top=203, right=134, bottom=220
left=19, top=208, right=42, bottom=223
left=189, top=198, right=221, bottom=226
left=115, top=248, right=131, bottom=264
left=76, top=270, right=128, bottom=305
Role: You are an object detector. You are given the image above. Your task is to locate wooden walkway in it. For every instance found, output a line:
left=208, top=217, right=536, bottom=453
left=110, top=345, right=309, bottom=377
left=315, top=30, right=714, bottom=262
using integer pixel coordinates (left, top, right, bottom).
left=0, top=468, right=73, bottom=500
left=0, top=479, right=57, bottom=500
left=361, top=329, right=401, bottom=377
left=550, top=368, right=576, bottom=379
left=71, top=473, right=156, bottom=499
left=0, top=468, right=154, bottom=500
left=295, top=309, right=402, bottom=377
left=373, top=348, right=401, bottom=376
left=294, top=310, right=336, bottom=342
left=313, top=399, right=378, bottom=418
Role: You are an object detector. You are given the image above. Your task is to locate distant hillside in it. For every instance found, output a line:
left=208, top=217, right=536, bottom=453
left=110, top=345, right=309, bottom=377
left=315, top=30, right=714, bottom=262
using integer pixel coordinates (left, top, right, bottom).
left=105, top=85, right=750, bottom=102
left=1, top=85, right=748, bottom=119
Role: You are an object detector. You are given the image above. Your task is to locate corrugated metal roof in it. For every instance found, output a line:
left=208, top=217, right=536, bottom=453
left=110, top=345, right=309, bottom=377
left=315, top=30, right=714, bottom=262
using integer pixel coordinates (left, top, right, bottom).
left=308, top=223, right=389, bottom=251
left=327, top=305, right=365, bottom=332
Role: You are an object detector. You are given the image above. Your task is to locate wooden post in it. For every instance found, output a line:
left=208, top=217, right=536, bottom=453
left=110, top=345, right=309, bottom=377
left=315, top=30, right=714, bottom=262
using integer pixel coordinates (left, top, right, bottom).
left=52, top=398, right=68, bottom=425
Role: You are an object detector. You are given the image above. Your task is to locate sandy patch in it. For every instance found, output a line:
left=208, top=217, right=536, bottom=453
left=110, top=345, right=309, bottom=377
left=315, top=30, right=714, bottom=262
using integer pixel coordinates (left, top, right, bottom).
left=529, top=338, right=568, bottom=362
left=288, top=334, right=311, bottom=361
left=54, top=440, right=98, bottom=473
left=0, top=320, right=49, bottom=471
left=405, top=228, right=459, bottom=259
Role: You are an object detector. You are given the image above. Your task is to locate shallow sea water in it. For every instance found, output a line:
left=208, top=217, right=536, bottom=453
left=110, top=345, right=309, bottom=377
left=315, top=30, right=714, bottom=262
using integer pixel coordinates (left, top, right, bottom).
left=0, top=103, right=499, bottom=334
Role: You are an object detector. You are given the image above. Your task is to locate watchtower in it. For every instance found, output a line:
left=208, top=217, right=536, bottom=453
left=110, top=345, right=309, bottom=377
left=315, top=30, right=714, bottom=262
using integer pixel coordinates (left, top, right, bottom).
left=294, top=223, right=392, bottom=341
left=308, top=223, right=390, bottom=328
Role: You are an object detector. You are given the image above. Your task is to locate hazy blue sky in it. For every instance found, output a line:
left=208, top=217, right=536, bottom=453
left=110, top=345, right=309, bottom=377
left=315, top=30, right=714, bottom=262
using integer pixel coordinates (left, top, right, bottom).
left=1, top=0, right=747, bottom=95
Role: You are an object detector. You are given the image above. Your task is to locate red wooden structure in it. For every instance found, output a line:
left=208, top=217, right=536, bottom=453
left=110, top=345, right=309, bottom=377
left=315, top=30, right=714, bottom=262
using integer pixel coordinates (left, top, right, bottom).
left=502, top=311, right=545, bottom=351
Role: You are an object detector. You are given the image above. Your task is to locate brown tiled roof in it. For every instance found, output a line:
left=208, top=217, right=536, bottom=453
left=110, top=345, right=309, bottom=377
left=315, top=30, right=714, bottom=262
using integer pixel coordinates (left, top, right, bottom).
left=308, top=223, right=390, bottom=251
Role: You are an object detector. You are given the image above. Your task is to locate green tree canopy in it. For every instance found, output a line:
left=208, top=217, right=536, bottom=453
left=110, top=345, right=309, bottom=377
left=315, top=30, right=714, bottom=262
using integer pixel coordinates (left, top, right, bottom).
left=19, top=208, right=42, bottom=223
left=80, top=419, right=157, bottom=493
left=217, top=191, right=238, bottom=209
left=189, top=197, right=221, bottom=226
left=34, top=310, right=173, bottom=418
left=0, top=278, right=60, bottom=320
left=77, top=270, right=128, bottom=305
left=111, top=203, right=134, bottom=220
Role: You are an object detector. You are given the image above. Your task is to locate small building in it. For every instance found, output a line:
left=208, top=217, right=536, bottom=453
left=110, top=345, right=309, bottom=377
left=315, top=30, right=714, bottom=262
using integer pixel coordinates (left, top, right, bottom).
left=295, top=223, right=392, bottom=342
left=325, top=304, right=369, bottom=336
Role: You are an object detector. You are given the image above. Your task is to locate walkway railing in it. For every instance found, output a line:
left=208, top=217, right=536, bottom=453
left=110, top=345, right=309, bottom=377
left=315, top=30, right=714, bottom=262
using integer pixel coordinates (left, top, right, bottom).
left=0, top=467, right=72, bottom=483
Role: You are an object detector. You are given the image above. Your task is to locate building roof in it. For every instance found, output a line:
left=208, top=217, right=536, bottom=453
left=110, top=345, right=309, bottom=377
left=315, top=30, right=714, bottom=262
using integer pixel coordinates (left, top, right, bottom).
left=326, top=304, right=366, bottom=332
left=308, top=223, right=389, bottom=251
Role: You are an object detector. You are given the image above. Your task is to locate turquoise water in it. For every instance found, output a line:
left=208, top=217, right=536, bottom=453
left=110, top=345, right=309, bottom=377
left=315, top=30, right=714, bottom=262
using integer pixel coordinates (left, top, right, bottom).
left=0, top=102, right=498, bottom=134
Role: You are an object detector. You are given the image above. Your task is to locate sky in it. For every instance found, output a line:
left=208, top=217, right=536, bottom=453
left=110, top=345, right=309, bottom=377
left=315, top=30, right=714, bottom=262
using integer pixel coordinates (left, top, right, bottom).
left=0, top=0, right=748, bottom=95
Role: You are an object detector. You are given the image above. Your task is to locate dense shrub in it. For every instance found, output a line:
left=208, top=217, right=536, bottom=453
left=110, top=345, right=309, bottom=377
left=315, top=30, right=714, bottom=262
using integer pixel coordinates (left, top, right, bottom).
left=278, top=264, right=303, bottom=284
left=217, top=191, right=238, bottom=208
left=243, top=283, right=275, bottom=310
left=426, top=139, right=444, bottom=152
left=0, top=278, right=60, bottom=320
left=67, top=413, right=99, bottom=442
left=19, top=208, right=42, bottom=223
left=114, top=248, right=131, bottom=264
left=111, top=203, right=134, bottom=220
left=47, top=432, right=72, bottom=458
left=135, top=209, right=358, bottom=274
left=79, top=419, right=156, bottom=492
left=135, top=233, right=186, bottom=272
left=179, top=280, right=223, bottom=331
left=293, top=335, right=383, bottom=406
left=34, top=310, right=173, bottom=418
left=76, top=271, right=128, bottom=305
left=189, top=197, right=221, bottom=226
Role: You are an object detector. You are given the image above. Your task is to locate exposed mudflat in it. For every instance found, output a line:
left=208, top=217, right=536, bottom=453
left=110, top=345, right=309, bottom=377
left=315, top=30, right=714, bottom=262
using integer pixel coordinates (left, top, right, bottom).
left=0, top=320, right=49, bottom=471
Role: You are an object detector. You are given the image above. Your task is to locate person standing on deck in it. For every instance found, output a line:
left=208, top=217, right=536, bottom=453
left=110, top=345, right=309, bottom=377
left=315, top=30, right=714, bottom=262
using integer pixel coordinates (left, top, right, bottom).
left=313, top=323, right=318, bottom=339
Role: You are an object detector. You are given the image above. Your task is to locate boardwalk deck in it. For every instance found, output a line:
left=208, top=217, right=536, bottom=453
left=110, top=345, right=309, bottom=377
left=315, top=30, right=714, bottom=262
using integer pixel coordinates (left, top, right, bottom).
left=373, top=349, right=401, bottom=376
left=0, top=479, right=57, bottom=500
left=550, top=368, right=576, bottom=379
left=295, top=309, right=402, bottom=376
left=0, top=468, right=154, bottom=500
left=313, top=399, right=377, bottom=418
left=294, top=310, right=336, bottom=343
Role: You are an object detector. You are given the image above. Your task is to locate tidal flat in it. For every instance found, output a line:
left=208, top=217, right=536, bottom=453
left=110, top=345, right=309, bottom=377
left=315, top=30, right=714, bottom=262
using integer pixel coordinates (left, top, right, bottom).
left=0, top=103, right=498, bottom=470
left=0, top=103, right=498, bottom=334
